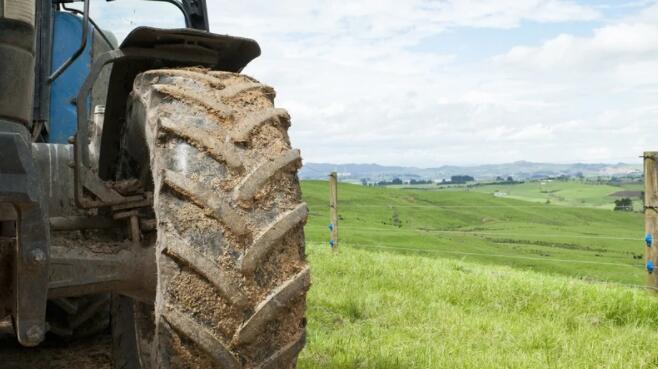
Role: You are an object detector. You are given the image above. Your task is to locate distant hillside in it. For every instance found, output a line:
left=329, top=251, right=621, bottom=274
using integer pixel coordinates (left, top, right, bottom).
left=300, top=161, right=642, bottom=181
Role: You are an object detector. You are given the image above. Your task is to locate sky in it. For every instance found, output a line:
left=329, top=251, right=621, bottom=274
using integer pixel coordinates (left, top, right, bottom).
left=86, top=0, right=658, bottom=167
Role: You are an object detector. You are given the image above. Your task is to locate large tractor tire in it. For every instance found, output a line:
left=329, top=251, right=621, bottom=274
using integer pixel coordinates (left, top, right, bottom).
left=46, top=294, right=110, bottom=339
left=112, top=68, right=309, bottom=369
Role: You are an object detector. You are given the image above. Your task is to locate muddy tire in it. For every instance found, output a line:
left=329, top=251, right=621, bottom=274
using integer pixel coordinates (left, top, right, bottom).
left=112, top=68, right=309, bottom=369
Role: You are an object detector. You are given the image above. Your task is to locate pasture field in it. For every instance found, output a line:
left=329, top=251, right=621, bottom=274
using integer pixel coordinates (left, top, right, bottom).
left=301, top=181, right=645, bottom=285
left=452, top=180, right=643, bottom=210
left=300, top=246, right=658, bottom=369
left=299, top=181, right=658, bottom=368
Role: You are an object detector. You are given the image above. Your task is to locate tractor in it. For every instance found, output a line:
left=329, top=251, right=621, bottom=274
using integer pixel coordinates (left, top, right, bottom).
left=0, top=0, right=309, bottom=368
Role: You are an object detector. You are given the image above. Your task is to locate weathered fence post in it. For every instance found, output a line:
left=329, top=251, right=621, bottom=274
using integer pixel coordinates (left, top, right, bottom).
left=329, top=171, right=338, bottom=252
left=644, top=152, right=658, bottom=290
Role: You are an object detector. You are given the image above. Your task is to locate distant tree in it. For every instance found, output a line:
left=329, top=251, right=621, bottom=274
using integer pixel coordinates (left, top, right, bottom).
left=506, top=176, right=514, bottom=182
left=614, top=198, right=633, bottom=212
left=376, top=177, right=405, bottom=186
left=450, top=175, right=475, bottom=184
left=409, top=179, right=431, bottom=185
left=361, top=178, right=368, bottom=186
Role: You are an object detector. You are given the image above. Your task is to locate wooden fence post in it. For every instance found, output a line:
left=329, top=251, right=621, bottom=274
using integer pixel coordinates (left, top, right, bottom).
left=644, top=152, right=658, bottom=290
left=329, top=172, right=338, bottom=252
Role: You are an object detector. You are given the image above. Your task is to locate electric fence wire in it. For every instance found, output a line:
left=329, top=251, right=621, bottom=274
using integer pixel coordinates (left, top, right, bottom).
left=339, top=203, right=636, bottom=210
left=308, top=202, right=642, bottom=241
left=345, top=243, right=644, bottom=269
left=307, top=242, right=657, bottom=292
left=309, top=214, right=649, bottom=275
left=308, top=222, right=643, bottom=242
left=322, top=200, right=633, bottom=210
left=308, top=187, right=650, bottom=287
left=333, top=226, right=644, bottom=241
left=335, top=227, right=647, bottom=267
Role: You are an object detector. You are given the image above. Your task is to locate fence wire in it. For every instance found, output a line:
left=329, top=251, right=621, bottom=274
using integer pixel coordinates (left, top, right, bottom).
left=307, top=242, right=656, bottom=292
left=345, top=243, right=644, bottom=269
left=340, top=203, right=636, bottom=210
left=308, top=181, right=650, bottom=291
left=332, top=226, right=643, bottom=241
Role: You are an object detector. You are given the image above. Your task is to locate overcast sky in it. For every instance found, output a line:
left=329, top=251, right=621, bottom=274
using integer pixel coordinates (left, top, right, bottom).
left=90, top=1, right=658, bottom=166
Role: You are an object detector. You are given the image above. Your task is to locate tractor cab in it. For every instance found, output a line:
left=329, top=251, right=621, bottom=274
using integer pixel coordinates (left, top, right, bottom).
left=38, top=0, right=206, bottom=144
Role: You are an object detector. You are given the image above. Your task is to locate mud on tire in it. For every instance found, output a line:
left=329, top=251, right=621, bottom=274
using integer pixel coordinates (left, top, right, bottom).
left=112, top=68, right=309, bottom=369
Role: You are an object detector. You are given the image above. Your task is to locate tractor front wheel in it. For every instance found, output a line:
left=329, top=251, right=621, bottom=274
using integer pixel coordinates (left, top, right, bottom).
left=112, top=68, right=309, bottom=369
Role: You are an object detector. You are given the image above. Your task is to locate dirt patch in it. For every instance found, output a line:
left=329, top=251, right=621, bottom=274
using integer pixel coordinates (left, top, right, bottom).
left=0, top=332, right=112, bottom=369
left=609, top=191, right=642, bottom=198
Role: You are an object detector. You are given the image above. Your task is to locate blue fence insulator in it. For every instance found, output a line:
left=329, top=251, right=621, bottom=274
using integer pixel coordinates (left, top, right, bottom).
left=328, top=223, right=334, bottom=231
left=646, top=233, right=653, bottom=247
left=329, top=239, right=335, bottom=248
left=648, top=260, right=654, bottom=274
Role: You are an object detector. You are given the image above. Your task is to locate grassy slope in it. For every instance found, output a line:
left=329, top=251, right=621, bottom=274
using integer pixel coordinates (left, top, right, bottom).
left=462, top=181, right=643, bottom=209
left=301, top=181, right=645, bottom=284
left=299, top=181, right=658, bottom=368
left=300, top=246, right=658, bottom=369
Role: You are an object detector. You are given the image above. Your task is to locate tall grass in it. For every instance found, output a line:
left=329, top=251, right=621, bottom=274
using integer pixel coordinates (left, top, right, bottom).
left=300, top=245, right=658, bottom=369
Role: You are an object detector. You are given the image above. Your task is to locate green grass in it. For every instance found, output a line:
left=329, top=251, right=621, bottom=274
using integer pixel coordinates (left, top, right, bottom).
left=462, top=180, right=643, bottom=210
left=301, top=181, right=645, bottom=285
left=298, top=180, right=658, bottom=368
left=300, top=246, right=658, bottom=369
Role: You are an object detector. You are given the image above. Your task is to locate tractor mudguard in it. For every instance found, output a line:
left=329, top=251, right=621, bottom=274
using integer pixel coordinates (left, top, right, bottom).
left=97, top=27, right=261, bottom=180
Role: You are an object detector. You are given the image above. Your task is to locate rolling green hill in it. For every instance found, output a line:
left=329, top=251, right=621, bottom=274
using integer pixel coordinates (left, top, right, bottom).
left=301, top=180, right=645, bottom=285
left=464, top=180, right=643, bottom=210
left=299, top=181, right=657, bottom=368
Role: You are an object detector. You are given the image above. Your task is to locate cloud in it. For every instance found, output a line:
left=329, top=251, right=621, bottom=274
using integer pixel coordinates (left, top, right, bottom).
left=484, top=2, right=658, bottom=165
left=199, top=0, right=619, bottom=166
left=82, top=0, right=658, bottom=166
left=424, top=0, right=599, bottom=28
left=496, top=22, right=658, bottom=70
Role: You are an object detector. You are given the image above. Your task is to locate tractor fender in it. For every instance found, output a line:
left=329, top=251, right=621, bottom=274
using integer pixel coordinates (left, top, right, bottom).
left=98, top=27, right=260, bottom=179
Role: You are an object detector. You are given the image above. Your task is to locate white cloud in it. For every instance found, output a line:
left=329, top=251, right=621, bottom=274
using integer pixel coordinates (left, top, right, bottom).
left=497, top=22, right=658, bottom=70
left=478, top=2, right=658, bottom=165
left=200, top=1, right=620, bottom=166
left=86, top=0, right=658, bottom=166
left=425, top=0, right=599, bottom=28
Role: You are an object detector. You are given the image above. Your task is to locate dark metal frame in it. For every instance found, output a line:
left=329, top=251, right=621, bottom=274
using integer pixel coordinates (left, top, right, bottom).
left=33, top=0, right=54, bottom=131
left=61, top=3, right=115, bottom=50
left=48, top=0, right=90, bottom=83
left=74, top=27, right=259, bottom=208
left=0, top=123, right=49, bottom=347
left=2, top=0, right=260, bottom=348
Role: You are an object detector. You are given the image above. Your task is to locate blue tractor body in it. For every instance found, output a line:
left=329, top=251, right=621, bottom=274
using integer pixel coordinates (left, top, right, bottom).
left=49, top=11, right=93, bottom=143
